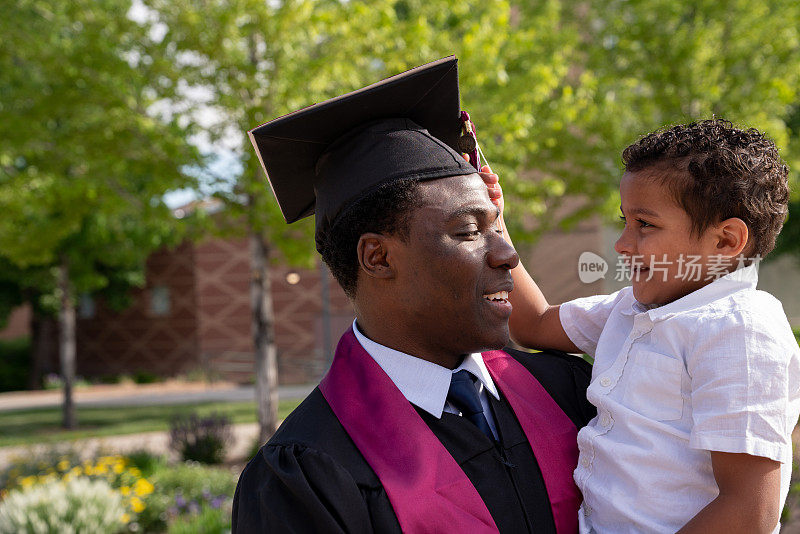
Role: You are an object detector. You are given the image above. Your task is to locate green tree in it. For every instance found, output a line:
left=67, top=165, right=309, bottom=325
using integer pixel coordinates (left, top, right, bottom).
left=144, top=0, right=800, bottom=441
left=551, top=0, right=800, bottom=226
left=144, top=0, right=582, bottom=441
left=0, top=0, right=201, bottom=427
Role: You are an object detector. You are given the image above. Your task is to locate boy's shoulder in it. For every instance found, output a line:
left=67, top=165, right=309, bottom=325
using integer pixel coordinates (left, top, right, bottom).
left=676, top=287, right=798, bottom=355
left=686, top=287, right=788, bottom=328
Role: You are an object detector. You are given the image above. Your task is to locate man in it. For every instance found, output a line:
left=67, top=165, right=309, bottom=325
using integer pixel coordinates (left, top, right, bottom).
left=233, top=57, right=595, bottom=533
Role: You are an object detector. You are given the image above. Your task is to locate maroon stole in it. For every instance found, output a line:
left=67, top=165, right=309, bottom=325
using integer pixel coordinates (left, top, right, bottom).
left=319, top=328, right=581, bottom=533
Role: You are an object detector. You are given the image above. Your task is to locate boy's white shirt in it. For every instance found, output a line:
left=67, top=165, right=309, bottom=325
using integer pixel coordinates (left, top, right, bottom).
left=560, top=263, right=800, bottom=534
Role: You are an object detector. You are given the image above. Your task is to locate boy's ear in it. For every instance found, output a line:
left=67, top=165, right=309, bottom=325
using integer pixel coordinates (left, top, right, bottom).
left=357, top=233, right=397, bottom=280
left=714, top=217, right=749, bottom=258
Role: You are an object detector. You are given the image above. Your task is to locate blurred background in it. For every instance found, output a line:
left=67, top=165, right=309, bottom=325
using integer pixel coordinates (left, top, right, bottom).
left=1, top=0, right=799, bottom=532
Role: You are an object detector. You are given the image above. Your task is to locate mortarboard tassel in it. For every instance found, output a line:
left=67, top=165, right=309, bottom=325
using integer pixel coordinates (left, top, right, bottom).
left=459, top=111, right=489, bottom=172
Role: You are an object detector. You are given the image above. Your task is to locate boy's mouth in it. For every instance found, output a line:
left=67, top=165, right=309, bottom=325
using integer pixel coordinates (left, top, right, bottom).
left=631, top=265, right=649, bottom=279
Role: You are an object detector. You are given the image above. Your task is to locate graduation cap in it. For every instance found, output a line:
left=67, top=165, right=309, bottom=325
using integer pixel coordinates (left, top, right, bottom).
left=248, top=56, right=481, bottom=248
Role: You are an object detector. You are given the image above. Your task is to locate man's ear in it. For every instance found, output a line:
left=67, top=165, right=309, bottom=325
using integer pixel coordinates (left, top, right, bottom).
left=714, top=217, right=750, bottom=258
left=357, top=233, right=396, bottom=280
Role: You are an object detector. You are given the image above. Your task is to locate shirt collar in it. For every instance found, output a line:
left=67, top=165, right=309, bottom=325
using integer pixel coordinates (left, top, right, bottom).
left=621, top=262, right=759, bottom=320
left=351, top=320, right=499, bottom=418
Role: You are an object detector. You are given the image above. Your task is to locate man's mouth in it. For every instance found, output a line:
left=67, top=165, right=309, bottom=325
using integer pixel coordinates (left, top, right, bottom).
left=483, top=290, right=509, bottom=303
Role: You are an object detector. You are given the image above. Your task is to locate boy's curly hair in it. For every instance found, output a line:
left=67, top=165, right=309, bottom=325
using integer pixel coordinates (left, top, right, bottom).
left=622, top=118, right=790, bottom=258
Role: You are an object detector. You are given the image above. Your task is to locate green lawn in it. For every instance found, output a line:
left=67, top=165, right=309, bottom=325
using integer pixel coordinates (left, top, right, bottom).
left=0, top=399, right=302, bottom=448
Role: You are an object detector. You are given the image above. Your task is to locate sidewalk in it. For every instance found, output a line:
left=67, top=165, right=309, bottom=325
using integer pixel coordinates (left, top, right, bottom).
left=0, top=381, right=317, bottom=469
left=0, top=381, right=315, bottom=412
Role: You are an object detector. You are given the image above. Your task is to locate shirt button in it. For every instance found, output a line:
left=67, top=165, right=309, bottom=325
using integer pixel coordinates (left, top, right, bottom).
left=580, top=457, right=590, bottom=467
left=600, top=377, right=612, bottom=387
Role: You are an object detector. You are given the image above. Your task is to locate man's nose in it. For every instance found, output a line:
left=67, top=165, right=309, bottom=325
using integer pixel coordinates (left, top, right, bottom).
left=488, top=234, right=519, bottom=270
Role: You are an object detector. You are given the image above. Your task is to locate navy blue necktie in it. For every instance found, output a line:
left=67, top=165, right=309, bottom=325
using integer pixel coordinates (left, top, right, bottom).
left=447, top=370, right=495, bottom=441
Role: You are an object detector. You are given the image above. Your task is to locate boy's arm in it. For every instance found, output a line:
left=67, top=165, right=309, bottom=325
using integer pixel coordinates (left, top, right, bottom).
left=481, top=167, right=579, bottom=353
left=677, top=451, right=780, bottom=534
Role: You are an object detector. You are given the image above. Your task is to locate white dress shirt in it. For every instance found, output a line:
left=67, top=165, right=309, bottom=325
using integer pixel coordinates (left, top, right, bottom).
left=352, top=320, right=501, bottom=439
left=560, top=264, right=800, bottom=533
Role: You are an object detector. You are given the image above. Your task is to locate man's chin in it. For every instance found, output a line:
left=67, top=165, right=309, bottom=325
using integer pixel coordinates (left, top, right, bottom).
left=472, top=328, right=511, bottom=353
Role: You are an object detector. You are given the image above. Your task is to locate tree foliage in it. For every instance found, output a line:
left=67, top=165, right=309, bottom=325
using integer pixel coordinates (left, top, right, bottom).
left=0, top=0, right=201, bottom=311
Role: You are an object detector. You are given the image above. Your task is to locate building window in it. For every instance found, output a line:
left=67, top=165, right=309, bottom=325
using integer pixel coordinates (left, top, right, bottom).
left=150, top=286, right=171, bottom=316
left=78, top=294, right=95, bottom=319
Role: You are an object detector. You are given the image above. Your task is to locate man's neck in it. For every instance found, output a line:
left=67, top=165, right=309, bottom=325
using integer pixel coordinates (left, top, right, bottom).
left=354, top=318, right=464, bottom=370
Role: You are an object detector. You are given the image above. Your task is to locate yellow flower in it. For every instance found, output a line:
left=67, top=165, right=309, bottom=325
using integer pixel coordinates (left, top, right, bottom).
left=57, top=460, right=70, bottom=471
left=133, top=478, right=154, bottom=496
left=70, top=466, right=82, bottom=476
left=130, top=496, right=145, bottom=513
left=120, top=486, right=131, bottom=496
left=94, top=463, right=108, bottom=474
left=129, top=467, right=141, bottom=477
left=19, top=476, right=36, bottom=488
left=121, top=513, right=131, bottom=523
left=113, top=462, right=125, bottom=474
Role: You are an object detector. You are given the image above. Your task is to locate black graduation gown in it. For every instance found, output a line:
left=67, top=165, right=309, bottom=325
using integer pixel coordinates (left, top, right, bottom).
left=232, top=348, right=595, bottom=534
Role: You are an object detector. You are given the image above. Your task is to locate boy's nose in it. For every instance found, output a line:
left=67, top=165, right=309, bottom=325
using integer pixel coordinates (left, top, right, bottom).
left=614, top=229, right=633, bottom=256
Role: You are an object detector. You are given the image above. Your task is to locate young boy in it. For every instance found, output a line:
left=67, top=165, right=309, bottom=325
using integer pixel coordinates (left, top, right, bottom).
left=483, top=119, right=800, bottom=533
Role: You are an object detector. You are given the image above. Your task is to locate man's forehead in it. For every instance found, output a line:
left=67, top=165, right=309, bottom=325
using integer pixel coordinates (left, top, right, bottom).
left=416, top=173, right=487, bottom=204
left=411, top=175, right=497, bottom=226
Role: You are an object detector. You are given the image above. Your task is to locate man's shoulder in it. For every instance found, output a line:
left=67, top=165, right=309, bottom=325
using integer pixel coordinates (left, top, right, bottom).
left=503, top=346, right=592, bottom=374
left=268, top=388, right=338, bottom=447
left=500, top=347, right=596, bottom=428
left=261, top=387, right=380, bottom=485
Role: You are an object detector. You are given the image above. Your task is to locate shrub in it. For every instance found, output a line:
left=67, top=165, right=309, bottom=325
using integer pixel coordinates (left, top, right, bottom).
left=132, top=370, right=161, bottom=384
left=167, top=502, right=231, bottom=534
left=136, top=461, right=237, bottom=533
left=169, top=413, right=232, bottom=464
left=0, top=476, right=126, bottom=534
left=125, top=449, right=168, bottom=479
left=0, top=337, right=31, bottom=392
left=1, top=452, right=154, bottom=533
left=0, top=446, right=82, bottom=491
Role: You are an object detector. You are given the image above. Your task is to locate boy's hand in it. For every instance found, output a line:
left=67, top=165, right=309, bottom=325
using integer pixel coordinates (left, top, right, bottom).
left=481, top=165, right=504, bottom=214
left=463, top=154, right=504, bottom=214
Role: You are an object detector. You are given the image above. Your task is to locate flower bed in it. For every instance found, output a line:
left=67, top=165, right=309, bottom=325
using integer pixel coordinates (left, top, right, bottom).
left=0, top=449, right=236, bottom=533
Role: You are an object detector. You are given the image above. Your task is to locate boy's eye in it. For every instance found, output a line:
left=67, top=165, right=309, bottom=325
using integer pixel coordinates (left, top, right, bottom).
left=619, top=215, right=653, bottom=228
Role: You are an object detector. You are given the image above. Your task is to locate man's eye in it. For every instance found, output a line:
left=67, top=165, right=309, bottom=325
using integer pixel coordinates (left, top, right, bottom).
left=458, top=230, right=480, bottom=237
left=637, top=219, right=652, bottom=228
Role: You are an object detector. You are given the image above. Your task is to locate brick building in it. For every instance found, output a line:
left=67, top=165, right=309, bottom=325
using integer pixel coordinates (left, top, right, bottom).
left=3, top=215, right=796, bottom=386
left=0, top=236, right=354, bottom=385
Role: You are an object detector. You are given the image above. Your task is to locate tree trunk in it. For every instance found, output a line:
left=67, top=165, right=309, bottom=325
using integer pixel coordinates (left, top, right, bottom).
left=250, top=232, right=279, bottom=444
left=58, top=257, right=77, bottom=429
left=28, top=310, right=57, bottom=390
left=319, top=261, right=334, bottom=370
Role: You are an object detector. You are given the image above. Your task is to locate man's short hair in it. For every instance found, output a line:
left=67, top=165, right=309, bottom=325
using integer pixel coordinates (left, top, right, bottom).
left=318, top=178, right=420, bottom=298
left=622, top=118, right=790, bottom=257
